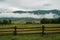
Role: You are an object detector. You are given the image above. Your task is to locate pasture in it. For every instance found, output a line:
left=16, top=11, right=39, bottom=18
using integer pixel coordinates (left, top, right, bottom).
left=0, top=21, right=60, bottom=40
left=0, top=20, right=60, bottom=28
left=0, top=33, right=60, bottom=40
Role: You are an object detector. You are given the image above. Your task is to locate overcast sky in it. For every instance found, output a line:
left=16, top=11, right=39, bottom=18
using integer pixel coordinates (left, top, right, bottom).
left=0, top=0, right=60, bottom=18
left=0, top=0, right=60, bottom=11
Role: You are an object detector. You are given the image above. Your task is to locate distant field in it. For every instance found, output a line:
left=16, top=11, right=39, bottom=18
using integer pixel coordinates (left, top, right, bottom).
left=0, top=24, right=60, bottom=28
left=0, top=20, right=60, bottom=28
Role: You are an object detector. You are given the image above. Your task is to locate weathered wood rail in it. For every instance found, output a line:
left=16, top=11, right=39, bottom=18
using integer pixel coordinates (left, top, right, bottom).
left=0, top=26, right=60, bottom=35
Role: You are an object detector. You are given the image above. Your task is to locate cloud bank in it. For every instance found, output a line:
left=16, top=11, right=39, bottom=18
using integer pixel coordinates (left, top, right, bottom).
left=0, top=13, right=59, bottom=18
left=0, top=0, right=60, bottom=18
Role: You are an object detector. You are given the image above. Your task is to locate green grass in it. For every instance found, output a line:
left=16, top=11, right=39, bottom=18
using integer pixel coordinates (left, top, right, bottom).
left=0, top=33, right=60, bottom=40
left=0, top=24, right=60, bottom=28
left=0, top=20, right=60, bottom=28
left=0, top=21, right=60, bottom=40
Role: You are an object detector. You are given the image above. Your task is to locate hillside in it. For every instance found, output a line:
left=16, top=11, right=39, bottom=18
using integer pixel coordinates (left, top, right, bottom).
left=13, top=9, right=60, bottom=15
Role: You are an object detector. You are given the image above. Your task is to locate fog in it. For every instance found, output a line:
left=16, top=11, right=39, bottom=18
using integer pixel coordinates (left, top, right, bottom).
left=0, top=13, right=59, bottom=19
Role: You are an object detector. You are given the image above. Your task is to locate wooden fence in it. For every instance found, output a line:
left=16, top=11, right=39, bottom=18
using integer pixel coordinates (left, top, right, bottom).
left=0, top=26, right=60, bottom=35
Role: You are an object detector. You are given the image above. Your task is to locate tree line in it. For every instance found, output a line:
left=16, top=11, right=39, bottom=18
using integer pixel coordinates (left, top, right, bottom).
left=0, top=19, right=11, bottom=24
left=41, top=18, right=60, bottom=24
left=0, top=18, right=60, bottom=25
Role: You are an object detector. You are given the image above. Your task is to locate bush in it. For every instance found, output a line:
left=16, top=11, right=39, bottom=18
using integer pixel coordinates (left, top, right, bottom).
left=40, top=18, right=60, bottom=24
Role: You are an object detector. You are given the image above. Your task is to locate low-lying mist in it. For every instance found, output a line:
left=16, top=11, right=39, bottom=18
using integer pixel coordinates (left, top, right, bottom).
left=0, top=13, right=59, bottom=19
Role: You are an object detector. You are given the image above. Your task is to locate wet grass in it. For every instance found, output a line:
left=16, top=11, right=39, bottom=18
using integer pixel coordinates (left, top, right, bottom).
left=0, top=33, right=60, bottom=40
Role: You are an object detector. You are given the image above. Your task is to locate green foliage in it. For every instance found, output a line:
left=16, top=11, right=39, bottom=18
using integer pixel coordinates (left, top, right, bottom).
left=41, top=18, right=60, bottom=24
left=0, top=19, right=12, bottom=25
left=0, top=20, right=2, bottom=24
left=3, top=20, right=8, bottom=24
left=8, top=19, right=12, bottom=24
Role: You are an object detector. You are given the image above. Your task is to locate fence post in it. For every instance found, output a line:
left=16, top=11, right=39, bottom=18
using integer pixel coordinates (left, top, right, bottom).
left=42, top=24, right=45, bottom=35
left=13, top=26, right=17, bottom=35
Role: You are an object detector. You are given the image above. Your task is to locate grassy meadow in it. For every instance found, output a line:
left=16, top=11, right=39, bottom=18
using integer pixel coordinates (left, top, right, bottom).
left=0, top=20, right=60, bottom=28
left=0, top=33, right=60, bottom=40
left=0, top=20, right=60, bottom=40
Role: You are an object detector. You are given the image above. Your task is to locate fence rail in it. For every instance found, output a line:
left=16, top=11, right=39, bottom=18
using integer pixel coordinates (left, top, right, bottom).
left=0, top=26, right=60, bottom=35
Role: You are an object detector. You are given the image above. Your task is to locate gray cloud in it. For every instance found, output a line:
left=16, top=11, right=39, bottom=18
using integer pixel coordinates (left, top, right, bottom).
left=0, top=0, right=4, bottom=2
left=0, top=0, right=60, bottom=18
left=43, top=4, right=51, bottom=6
left=0, top=0, right=60, bottom=10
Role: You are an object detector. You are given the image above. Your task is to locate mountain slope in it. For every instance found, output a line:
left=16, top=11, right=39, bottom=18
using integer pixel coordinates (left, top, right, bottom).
left=13, top=9, right=60, bottom=15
